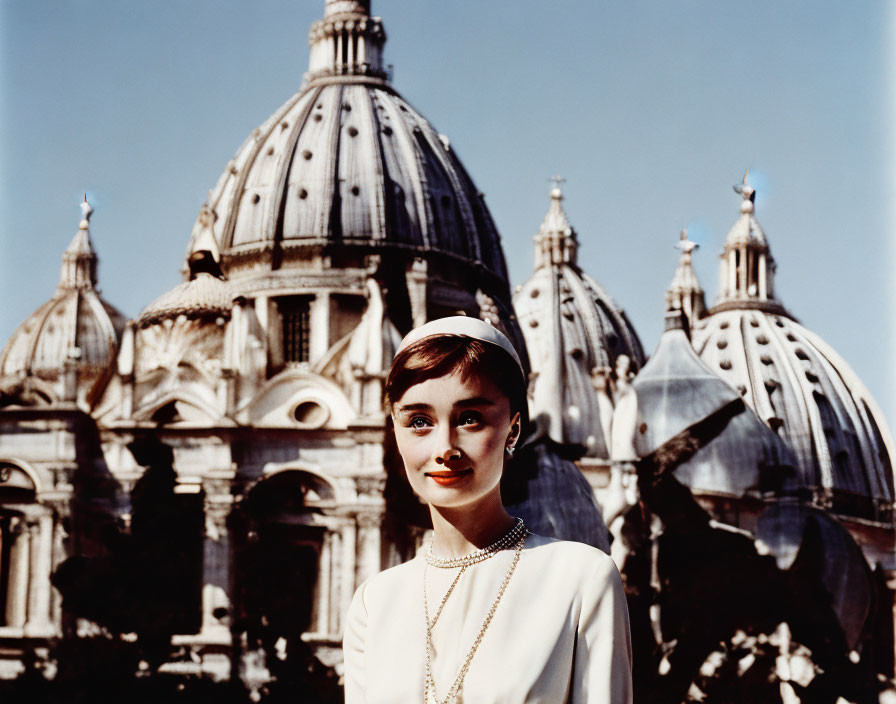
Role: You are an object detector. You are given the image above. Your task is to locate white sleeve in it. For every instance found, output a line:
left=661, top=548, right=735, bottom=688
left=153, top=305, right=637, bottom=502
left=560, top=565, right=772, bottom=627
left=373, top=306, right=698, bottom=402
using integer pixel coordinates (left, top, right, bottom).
left=571, top=554, right=633, bottom=704
left=342, top=580, right=369, bottom=703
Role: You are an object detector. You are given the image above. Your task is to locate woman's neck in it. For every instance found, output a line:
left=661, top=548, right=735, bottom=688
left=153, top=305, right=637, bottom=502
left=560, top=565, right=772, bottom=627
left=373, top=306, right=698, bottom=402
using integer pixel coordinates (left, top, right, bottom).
left=428, top=495, right=516, bottom=560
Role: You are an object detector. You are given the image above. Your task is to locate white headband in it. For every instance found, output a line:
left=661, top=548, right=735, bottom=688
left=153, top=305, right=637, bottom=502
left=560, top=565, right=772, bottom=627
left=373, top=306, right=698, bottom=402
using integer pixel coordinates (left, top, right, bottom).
left=395, top=316, right=524, bottom=375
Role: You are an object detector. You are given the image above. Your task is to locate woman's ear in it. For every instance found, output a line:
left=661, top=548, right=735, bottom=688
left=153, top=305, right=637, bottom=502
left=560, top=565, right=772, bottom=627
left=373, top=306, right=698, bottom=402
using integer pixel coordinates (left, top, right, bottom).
left=507, top=411, right=521, bottom=442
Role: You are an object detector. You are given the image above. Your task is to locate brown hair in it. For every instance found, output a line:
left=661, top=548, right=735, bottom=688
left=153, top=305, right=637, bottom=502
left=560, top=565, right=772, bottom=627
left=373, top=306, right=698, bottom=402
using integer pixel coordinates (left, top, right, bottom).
left=385, top=335, right=526, bottom=419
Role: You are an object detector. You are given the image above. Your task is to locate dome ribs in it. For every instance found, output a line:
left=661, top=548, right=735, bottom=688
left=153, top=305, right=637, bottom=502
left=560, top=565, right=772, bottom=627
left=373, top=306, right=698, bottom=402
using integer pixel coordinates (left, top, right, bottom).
left=406, top=109, right=480, bottom=263
left=263, top=86, right=323, bottom=262
left=694, top=307, right=894, bottom=522
left=284, top=86, right=342, bottom=245
left=799, top=326, right=893, bottom=504
left=754, top=312, right=829, bottom=491
left=442, top=151, right=507, bottom=284
left=809, top=351, right=873, bottom=496
left=382, top=94, right=432, bottom=250
left=325, top=84, right=346, bottom=241
left=363, top=89, right=393, bottom=243
left=18, top=299, right=59, bottom=376
left=371, top=93, right=419, bottom=246
left=337, top=85, right=382, bottom=242
left=740, top=314, right=779, bottom=433
left=220, top=89, right=309, bottom=251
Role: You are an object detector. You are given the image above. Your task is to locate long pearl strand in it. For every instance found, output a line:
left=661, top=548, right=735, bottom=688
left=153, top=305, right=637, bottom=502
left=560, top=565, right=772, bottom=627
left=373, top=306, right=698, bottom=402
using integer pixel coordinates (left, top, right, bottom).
left=423, top=519, right=528, bottom=704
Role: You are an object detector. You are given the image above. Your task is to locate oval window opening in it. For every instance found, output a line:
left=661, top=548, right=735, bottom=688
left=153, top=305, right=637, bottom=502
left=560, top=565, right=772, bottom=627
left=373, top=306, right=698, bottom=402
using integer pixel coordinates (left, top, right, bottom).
left=293, top=401, right=328, bottom=427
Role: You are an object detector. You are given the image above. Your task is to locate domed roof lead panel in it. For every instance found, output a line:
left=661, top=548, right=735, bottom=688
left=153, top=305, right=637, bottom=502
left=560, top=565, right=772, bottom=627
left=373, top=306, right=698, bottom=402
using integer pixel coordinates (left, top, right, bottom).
left=0, top=200, right=125, bottom=406
left=514, top=187, right=645, bottom=457
left=693, top=181, right=894, bottom=522
left=187, top=2, right=507, bottom=286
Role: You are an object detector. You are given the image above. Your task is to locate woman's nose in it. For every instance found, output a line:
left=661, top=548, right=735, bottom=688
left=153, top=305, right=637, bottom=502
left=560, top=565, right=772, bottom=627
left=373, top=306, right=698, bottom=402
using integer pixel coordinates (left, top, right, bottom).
left=434, top=447, right=462, bottom=465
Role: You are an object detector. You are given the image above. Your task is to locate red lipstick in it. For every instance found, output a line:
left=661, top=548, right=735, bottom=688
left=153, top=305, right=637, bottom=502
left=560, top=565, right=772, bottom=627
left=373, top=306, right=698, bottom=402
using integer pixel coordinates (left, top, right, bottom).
left=425, top=469, right=473, bottom=486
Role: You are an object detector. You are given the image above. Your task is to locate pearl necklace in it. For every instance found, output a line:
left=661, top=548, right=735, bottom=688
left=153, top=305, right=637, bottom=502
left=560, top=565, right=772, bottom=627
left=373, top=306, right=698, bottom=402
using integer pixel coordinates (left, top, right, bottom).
left=422, top=520, right=528, bottom=704
left=424, top=517, right=527, bottom=568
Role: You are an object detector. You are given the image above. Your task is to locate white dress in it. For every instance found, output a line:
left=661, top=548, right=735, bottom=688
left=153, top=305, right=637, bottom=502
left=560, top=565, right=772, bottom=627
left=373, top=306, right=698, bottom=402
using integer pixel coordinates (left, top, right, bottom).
left=343, top=534, right=633, bottom=703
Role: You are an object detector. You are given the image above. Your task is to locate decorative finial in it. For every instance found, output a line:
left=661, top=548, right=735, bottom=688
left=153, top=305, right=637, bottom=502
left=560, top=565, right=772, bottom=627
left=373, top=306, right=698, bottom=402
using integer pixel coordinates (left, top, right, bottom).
left=79, top=195, right=94, bottom=229
left=733, top=170, right=755, bottom=212
left=675, top=227, right=698, bottom=256
left=534, top=177, right=577, bottom=269
left=549, top=175, right=566, bottom=199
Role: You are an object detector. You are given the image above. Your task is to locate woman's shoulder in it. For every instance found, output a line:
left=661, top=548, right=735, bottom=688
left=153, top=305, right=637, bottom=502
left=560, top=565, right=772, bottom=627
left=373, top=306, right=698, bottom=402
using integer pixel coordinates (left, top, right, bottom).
left=354, top=554, right=422, bottom=606
left=523, top=534, right=619, bottom=582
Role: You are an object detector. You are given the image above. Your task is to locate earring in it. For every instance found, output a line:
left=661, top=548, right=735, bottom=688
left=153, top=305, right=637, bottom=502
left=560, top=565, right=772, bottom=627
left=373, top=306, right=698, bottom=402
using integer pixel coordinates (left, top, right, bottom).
left=505, top=444, right=515, bottom=457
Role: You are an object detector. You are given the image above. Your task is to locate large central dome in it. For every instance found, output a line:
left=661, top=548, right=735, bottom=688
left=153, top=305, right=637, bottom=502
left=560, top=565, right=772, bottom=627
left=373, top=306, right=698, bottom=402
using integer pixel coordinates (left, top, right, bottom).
left=186, top=0, right=508, bottom=290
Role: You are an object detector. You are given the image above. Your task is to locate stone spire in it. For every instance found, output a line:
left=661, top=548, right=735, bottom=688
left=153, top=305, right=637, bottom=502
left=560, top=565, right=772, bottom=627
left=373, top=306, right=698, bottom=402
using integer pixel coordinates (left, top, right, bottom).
left=533, top=178, right=578, bottom=269
left=717, top=171, right=777, bottom=305
left=665, top=228, right=705, bottom=332
left=58, top=195, right=99, bottom=291
left=306, top=0, right=387, bottom=84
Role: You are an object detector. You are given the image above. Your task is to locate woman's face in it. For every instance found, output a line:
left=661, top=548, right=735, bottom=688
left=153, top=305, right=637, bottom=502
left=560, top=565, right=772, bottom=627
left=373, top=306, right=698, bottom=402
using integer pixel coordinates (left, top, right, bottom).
left=391, top=370, right=519, bottom=511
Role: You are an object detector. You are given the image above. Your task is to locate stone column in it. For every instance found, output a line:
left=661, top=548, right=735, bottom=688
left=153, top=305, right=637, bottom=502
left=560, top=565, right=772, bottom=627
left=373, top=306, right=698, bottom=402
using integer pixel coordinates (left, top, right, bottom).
left=356, top=513, right=382, bottom=585
left=48, top=502, right=69, bottom=632
left=24, top=514, right=54, bottom=636
left=254, top=295, right=269, bottom=331
left=339, top=520, right=357, bottom=632
left=758, top=254, right=768, bottom=300
left=310, top=292, right=330, bottom=362
left=6, top=518, right=30, bottom=629
left=727, top=250, right=736, bottom=297
left=200, top=494, right=233, bottom=643
left=316, top=531, right=332, bottom=636
left=406, top=258, right=428, bottom=329
left=347, top=28, right=354, bottom=68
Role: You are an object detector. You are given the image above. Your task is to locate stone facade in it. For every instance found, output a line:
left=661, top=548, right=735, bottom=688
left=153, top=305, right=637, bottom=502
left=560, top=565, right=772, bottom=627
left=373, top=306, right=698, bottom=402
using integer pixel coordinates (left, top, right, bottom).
left=0, top=1, right=893, bottom=698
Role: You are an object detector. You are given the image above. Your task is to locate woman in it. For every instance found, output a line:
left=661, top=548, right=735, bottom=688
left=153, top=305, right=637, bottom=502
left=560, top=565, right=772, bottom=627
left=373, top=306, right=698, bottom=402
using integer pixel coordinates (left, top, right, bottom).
left=344, top=316, right=632, bottom=703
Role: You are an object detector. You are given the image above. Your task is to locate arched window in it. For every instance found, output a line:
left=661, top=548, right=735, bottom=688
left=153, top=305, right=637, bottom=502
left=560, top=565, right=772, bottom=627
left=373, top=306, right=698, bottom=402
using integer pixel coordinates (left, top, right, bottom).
left=0, top=463, right=37, bottom=628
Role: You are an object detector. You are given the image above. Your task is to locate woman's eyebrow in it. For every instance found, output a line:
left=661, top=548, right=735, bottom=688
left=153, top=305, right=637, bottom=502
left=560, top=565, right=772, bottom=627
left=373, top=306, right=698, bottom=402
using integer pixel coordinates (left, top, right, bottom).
left=454, top=397, right=496, bottom=408
left=396, top=402, right=433, bottom=413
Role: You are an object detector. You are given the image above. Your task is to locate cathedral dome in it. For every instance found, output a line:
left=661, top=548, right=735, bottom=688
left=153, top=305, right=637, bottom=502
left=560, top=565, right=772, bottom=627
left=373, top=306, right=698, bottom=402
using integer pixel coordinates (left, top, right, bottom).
left=137, top=272, right=232, bottom=328
left=634, top=313, right=797, bottom=500
left=514, top=186, right=645, bottom=458
left=692, top=182, right=895, bottom=523
left=0, top=199, right=126, bottom=406
left=185, top=0, right=508, bottom=293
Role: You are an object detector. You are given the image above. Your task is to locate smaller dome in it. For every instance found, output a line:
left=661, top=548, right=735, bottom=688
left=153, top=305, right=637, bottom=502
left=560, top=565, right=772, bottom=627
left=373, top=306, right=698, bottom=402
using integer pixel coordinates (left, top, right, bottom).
left=0, top=199, right=125, bottom=406
left=514, top=185, right=645, bottom=458
left=693, top=309, right=895, bottom=522
left=138, top=273, right=232, bottom=328
left=633, top=314, right=797, bottom=498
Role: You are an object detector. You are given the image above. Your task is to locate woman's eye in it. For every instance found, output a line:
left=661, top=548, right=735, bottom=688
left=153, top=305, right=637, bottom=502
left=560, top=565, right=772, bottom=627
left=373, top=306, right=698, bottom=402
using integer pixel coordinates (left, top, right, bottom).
left=409, top=417, right=431, bottom=429
left=458, top=412, right=482, bottom=426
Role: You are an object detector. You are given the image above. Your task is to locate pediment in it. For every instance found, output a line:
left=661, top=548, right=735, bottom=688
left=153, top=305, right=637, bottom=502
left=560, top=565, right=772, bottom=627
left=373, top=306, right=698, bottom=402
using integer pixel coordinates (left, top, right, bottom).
left=236, top=368, right=355, bottom=429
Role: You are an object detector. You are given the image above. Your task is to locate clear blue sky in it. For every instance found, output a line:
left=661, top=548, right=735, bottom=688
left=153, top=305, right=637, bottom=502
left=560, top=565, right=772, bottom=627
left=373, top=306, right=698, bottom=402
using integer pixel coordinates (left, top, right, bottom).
left=1, top=1, right=893, bottom=424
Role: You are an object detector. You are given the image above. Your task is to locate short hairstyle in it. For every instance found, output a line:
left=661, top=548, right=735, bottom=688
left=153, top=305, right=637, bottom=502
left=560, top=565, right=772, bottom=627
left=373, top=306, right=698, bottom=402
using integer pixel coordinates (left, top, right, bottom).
left=385, top=334, right=526, bottom=419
